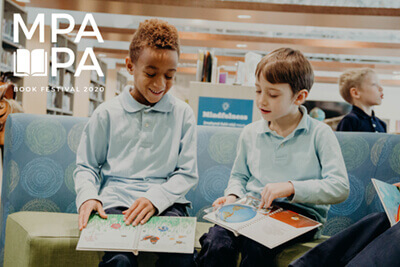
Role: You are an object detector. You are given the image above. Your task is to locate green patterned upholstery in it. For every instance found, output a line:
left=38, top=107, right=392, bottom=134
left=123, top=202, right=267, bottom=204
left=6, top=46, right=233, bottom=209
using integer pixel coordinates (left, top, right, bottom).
left=1, top=114, right=399, bottom=266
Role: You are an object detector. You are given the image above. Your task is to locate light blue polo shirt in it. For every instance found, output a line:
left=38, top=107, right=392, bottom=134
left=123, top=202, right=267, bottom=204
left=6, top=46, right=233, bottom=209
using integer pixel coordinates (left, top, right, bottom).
left=225, top=105, right=350, bottom=225
left=74, top=86, right=198, bottom=214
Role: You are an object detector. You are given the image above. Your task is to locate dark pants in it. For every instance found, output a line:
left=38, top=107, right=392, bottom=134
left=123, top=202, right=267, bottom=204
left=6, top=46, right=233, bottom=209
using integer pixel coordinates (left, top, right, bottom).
left=98, top=203, right=195, bottom=267
left=290, top=212, right=400, bottom=267
left=196, top=203, right=318, bottom=267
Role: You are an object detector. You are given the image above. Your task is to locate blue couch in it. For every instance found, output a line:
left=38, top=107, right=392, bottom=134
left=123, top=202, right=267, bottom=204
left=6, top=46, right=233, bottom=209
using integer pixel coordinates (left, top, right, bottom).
left=0, top=113, right=399, bottom=266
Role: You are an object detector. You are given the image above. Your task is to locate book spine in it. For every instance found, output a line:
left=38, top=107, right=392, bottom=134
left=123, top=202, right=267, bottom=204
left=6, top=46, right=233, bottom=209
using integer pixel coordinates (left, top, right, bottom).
left=132, top=224, right=142, bottom=255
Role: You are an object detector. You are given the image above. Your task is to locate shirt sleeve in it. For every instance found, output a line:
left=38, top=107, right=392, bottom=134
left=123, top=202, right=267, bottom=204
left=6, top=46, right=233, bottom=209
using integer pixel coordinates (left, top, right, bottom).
left=144, top=107, right=199, bottom=214
left=74, top=110, right=109, bottom=212
left=224, top=129, right=251, bottom=199
left=336, top=116, right=356, bottom=132
left=290, top=125, right=350, bottom=204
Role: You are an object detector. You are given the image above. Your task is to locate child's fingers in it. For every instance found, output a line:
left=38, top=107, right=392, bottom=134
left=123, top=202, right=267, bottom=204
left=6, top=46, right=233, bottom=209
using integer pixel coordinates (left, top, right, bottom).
left=124, top=201, right=139, bottom=219
left=82, top=209, right=91, bottom=229
left=97, top=204, right=108, bottom=219
left=141, top=209, right=155, bottom=225
left=212, top=197, right=224, bottom=207
left=133, top=207, right=150, bottom=226
left=266, top=196, right=274, bottom=209
left=78, top=212, right=83, bottom=231
left=125, top=203, right=144, bottom=225
left=258, top=199, right=265, bottom=209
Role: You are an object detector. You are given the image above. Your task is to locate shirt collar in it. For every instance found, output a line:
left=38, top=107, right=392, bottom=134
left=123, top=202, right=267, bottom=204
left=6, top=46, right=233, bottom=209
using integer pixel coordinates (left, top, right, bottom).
left=352, top=105, right=375, bottom=119
left=119, top=85, right=174, bottom=113
left=257, top=105, right=310, bottom=135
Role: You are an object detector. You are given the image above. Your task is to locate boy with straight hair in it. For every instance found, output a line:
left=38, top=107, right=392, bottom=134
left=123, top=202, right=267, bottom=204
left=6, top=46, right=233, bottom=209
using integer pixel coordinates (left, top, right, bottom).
left=197, top=48, right=350, bottom=267
left=337, top=68, right=386, bottom=132
left=74, top=19, right=198, bottom=267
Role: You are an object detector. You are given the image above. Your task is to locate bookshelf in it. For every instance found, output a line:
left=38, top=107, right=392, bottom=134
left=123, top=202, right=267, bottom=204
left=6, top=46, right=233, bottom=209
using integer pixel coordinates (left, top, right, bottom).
left=1, top=0, right=27, bottom=105
left=46, top=35, right=76, bottom=116
left=88, top=58, right=107, bottom=116
left=116, top=71, right=127, bottom=95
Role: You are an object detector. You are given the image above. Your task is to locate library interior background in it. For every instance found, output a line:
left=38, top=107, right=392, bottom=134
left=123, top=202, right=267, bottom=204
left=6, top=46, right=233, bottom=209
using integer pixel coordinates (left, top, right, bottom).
left=0, top=0, right=400, bottom=265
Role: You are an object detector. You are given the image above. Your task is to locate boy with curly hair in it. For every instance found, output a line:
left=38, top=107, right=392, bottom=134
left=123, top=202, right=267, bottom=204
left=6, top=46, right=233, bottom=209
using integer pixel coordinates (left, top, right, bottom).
left=337, top=68, right=386, bottom=132
left=74, top=19, right=198, bottom=267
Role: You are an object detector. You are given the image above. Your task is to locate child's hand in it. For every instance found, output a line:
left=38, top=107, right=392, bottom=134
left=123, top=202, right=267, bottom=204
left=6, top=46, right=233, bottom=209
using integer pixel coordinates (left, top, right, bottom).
left=78, top=199, right=107, bottom=231
left=123, top=197, right=156, bottom=226
left=259, top=182, right=294, bottom=209
left=394, top=182, right=400, bottom=187
left=212, top=195, right=238, bottom=207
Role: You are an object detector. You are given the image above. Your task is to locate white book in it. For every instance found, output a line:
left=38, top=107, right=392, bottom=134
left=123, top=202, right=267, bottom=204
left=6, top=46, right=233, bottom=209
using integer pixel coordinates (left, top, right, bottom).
left=204, top=198, right=321, bottom=249
left=14, top=49, right=47, bottom=76
left=77, top=215, right=197, bottom=255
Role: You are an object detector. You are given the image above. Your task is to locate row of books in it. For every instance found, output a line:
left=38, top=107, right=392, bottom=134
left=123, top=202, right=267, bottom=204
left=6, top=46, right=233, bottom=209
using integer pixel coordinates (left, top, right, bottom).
left=91, top=70, right=106, bottom=84
left=196, top=50, right=218, bottom=83
left=2, top=19, right=14, bottom=41
left=0, top=50, right=14, bottom=71
left=49, top=68, right=62, bottom=87
left=46, top=91, right=72, bottom=112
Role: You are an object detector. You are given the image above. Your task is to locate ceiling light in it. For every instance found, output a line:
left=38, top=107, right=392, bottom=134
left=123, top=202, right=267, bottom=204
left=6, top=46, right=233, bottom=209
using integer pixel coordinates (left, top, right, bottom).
left=238, top=15, right=251, bottom=19
left=236, top=44, right=247, bottom=48
left=98, top=54, right=107, bottom=58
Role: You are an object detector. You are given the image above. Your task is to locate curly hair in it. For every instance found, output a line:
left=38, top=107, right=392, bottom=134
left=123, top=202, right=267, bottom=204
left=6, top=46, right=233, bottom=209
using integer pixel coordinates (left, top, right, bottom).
left=339, top=68, right=375, bottom=104
left=255, top=47, right=314, bottom=95
left=129, top=19, right=180, bottom=63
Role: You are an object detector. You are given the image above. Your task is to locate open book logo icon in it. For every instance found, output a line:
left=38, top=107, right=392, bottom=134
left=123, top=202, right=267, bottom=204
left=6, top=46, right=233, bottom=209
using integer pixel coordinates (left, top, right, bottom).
left=13, top=49, right=48, bottom=77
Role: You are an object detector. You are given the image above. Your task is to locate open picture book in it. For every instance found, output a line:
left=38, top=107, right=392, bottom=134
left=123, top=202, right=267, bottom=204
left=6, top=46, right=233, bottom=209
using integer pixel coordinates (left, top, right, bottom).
left=76, top=214, right=196, bottom=255
left=372, top=178, right=400, bottom=226
left=203, top=196, right=321, bottom=249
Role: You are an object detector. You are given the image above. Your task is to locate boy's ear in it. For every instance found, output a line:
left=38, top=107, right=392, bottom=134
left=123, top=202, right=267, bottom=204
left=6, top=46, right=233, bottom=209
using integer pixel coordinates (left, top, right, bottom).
left=125, top=56, right=135, bottom=75
left=349, top=87, right=361, bottom=99
left=294, top=89, right=309, bottom=105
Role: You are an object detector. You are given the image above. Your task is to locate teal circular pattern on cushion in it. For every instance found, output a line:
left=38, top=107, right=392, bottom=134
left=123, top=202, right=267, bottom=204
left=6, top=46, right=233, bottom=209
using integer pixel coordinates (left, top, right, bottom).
left=25, top=119, right=66, bottom=155
left=200, top=166, right=231, bottom=203
left=21, top=158, right=64, bottom=198
left=6, top=160, right=19, bottom=195
left=66, top=201, right=77, bottom=213
left=371, top=137, right=391, bottom=167
left=365, top=182, right=377, bottom=206
left=329, top=174, right=364, bottom=216
left=5, top=120, right=24, bottom=153
left=322, top=216, right=354, bottom=236
left=340, top=136, right=369, bottom=171
left=389, top=142, right=400, bottom=175
left=64, top=162, right=77, bottom=194
left=208, top=132, right=239, bottom=164
left=68, top=122, right=86, bottom=153
left=21, top=199, right=60, bottom=212
left=197, top=129, right=209, bottom=156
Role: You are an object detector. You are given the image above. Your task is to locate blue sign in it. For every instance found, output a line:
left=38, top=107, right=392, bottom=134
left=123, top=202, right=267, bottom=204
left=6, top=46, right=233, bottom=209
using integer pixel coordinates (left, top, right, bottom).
left=198, top=96, right=253, bottom=128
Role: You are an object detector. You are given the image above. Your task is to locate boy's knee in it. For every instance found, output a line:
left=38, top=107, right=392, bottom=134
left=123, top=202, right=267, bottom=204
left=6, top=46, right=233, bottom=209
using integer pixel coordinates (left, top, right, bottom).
left=200, top=226, right=236, bottom=254
left=100, top=252, right=136, bottom=267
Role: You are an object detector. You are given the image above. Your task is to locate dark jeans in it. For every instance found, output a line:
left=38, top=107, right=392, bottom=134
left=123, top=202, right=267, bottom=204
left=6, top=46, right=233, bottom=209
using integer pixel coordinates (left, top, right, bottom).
left=196, top=203, right=318, bottom=267
left=98, top=203, right=195, bottom=267
left=290, top=212, right=400, bottom=267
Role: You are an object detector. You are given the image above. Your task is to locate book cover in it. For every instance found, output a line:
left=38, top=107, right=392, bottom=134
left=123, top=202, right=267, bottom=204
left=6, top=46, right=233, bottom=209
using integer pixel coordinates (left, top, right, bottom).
left=77, top=215, right=197, bottom=254
left=372, top=178, right=400, bottom=226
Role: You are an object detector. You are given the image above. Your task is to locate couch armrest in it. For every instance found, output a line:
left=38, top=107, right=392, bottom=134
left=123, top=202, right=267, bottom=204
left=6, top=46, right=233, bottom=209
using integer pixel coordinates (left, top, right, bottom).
left=4, top=212, right=103, bottom=267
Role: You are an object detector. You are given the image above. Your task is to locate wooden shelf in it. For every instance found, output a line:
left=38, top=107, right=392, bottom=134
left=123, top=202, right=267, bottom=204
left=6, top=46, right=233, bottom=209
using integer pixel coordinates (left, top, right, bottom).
left=5, top=0, right=25, bottom=13
left=90, top=79, right=106, bottom=87
left=2, top=38, right=23, bottom=50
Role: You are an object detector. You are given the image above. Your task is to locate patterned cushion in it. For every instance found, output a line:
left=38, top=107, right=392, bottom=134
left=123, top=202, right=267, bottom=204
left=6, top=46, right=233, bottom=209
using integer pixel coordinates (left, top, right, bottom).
left=0, top=114, right=399, bottom=264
